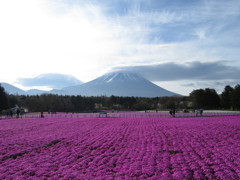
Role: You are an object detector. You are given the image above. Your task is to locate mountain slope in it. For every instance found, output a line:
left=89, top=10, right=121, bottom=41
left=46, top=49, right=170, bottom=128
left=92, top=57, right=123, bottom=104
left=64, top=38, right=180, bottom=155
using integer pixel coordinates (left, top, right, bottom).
left=0, top=82, right=26, bottom=95
left=63, top=71, right=180, bottom=97
left=1, top=72, right=180, bottom=97
left=26, top=89, right=46, bottom=96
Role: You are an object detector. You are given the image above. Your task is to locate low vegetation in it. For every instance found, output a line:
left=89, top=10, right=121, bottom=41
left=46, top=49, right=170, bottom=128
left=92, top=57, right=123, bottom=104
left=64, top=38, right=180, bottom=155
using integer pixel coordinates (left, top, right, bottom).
left=1, top=84, right=240, bottom=114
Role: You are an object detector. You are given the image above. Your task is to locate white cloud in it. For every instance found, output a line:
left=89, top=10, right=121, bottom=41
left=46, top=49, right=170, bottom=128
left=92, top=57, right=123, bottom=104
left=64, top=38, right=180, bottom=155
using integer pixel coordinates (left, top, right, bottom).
left=0, top=0, right=123, bottom=83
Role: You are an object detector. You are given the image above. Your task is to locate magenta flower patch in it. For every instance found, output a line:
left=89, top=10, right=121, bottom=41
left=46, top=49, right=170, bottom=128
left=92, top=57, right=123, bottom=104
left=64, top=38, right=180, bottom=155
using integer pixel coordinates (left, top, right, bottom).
left=0, top=116, right=239, bottom=179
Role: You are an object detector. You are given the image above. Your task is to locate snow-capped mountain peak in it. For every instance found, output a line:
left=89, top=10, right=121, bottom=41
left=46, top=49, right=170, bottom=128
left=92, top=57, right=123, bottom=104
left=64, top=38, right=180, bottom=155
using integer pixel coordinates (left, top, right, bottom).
left=94, top=71, right=144, bottom=84
left=63, top=71, right=180, bottom=97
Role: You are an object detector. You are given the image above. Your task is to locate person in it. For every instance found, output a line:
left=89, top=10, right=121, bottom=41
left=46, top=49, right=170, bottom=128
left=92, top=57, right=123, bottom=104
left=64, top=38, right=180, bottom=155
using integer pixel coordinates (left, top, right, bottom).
left=16, top=109, right=20, bottom=118
left=169, top=109, right=175, bottom=117
left=172, top=109, right=176, bottom=117
left=41, top=112, right=44, bottom=118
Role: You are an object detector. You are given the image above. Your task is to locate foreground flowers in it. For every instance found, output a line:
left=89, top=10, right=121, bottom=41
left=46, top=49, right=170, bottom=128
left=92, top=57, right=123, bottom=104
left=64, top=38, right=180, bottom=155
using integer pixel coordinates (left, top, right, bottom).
left=0, top=115, right=239, bottom=179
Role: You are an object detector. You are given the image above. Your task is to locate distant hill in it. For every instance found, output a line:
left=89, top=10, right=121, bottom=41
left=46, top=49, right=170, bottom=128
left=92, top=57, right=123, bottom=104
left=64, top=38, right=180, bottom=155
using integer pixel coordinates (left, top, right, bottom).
left=18, top=73, right=83, bottom=89
left=63, top=71, right=180, bottom=97
left=0, top=82, right=26, bottom=95
left=26, top=89, right=46, bottom=96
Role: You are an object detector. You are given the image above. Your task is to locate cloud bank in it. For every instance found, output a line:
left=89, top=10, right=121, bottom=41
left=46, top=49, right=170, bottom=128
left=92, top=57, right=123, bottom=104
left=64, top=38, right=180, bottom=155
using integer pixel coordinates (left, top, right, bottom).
left=112, top=61, right=240, bottom=81
left=17, top=73, right=83, bottom=89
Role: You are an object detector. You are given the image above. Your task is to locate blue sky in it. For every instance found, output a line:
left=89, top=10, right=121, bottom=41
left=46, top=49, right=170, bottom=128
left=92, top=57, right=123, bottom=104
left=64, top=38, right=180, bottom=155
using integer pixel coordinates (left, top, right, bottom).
left=0, top=0, right=240, bottom=95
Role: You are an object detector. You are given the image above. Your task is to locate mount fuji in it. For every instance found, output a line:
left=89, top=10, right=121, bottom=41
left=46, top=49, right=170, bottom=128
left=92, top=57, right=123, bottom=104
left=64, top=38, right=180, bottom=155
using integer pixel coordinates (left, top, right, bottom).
left=63, top=71, right=180, bottom=97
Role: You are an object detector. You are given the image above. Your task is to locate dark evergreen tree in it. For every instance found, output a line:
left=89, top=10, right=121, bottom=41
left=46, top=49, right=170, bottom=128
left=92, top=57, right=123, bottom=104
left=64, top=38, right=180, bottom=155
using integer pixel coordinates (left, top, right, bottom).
left=204, top=88, right=220, bottom=109
left=231, top=85, right=240, bottom=110
left=7, top=95, right=19, bottom=108
left=189, top=89, right=205, bottom=108
left=221, top=85, right=234, bottom=109
left=0, top=84, right=9, bottom=112
left=190, top=88, right=220, bottom=109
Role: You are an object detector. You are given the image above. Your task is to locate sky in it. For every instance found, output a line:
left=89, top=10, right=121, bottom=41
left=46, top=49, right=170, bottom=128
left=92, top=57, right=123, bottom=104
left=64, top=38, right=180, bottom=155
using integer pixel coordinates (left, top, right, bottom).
left=0, top=0, right=240, bottom=95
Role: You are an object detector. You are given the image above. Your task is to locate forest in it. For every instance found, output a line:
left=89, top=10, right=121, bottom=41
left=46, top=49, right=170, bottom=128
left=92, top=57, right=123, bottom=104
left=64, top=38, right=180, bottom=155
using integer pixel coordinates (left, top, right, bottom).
left=1, top=84, right=240, bottom=114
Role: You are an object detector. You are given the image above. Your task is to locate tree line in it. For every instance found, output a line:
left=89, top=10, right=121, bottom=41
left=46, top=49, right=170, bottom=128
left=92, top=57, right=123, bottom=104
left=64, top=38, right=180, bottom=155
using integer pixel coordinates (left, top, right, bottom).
left=190, top=85, right=240, bottom=110
left=1, top=84, right=240, bottom=113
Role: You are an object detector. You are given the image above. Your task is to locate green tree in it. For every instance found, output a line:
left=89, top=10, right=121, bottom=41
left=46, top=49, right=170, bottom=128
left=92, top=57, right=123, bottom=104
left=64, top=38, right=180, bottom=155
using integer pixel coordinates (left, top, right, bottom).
left=204, top=88, right=220, bottom=109
left=189, top=89, right=205, bottom=109
left=231, top=85, right=240, bottom=110
left=190, top=88, right=220, bottom=109
left=134, top=98, right=151, bottom=111
left=0, top=84, right=9, bottom=112
left=221, top=85, right=234, bottom=109
left=7, top=95, right=18, bottom=108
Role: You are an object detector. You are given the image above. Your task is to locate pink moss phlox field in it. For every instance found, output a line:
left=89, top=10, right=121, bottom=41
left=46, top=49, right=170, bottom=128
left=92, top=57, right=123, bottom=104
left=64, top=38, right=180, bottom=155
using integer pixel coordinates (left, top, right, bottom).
left=0, top=116, right=240, bottom=179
